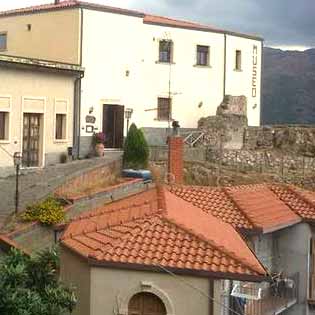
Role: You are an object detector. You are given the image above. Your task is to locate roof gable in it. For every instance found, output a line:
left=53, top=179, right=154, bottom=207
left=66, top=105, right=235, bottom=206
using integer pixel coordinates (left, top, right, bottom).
left=62, top=187, right=266, bottom=280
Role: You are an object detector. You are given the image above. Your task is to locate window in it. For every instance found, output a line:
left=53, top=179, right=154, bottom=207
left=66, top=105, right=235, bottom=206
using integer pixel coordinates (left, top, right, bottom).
left=157, top=97, right=171, bottom=121
left=0, top=111, right=9, bottom=140
left=196, top=45, right=209, bottom=66
left=0, top=33, right=7, bottom=51
left=55, top=113, right=67, bottom=140
left=235, top=50, right=242, bottom=71
left=159, top=40, right=173, bottom=63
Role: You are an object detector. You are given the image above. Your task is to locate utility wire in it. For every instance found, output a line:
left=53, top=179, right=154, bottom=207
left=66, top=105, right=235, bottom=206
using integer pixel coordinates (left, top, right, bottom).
left=156, top=262, right=255, bottom=315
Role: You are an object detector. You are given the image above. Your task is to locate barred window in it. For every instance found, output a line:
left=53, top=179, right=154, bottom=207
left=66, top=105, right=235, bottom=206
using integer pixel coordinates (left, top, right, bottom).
left=159, top=40, right=173, bottom=63
left=157, top=98, right=171, bottom=121
left=197, top=45, right=209, bottom=66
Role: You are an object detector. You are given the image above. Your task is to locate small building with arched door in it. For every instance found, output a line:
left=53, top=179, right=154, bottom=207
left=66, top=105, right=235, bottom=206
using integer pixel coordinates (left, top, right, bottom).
left=60, top=186, right=267, bottom=315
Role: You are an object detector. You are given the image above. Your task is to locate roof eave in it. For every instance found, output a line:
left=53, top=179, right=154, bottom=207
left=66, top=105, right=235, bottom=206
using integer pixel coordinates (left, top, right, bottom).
left=0, top=55, right=84, bottom=75
left=143, top=21, right=264, bottom=42
left=88, top=257, right=268, bottom=283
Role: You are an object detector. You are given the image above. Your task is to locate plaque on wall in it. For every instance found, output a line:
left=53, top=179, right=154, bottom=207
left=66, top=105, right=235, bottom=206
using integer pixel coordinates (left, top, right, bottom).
left=86, top=125, right=94, bottom=133
left=86, top=115, right=96, bottom=124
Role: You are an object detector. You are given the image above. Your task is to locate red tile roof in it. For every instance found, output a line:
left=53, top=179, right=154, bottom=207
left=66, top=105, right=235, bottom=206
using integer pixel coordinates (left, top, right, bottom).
left=0, top=1, right=263, bottom=40
left=62, top=187, right=266, bottom=281
left=169, top=184, right=315, bottom=232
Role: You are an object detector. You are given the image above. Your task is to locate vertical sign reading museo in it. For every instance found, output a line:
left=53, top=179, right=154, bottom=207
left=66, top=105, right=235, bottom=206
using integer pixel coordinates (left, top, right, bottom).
left=252, top=45, right=258, bottom=98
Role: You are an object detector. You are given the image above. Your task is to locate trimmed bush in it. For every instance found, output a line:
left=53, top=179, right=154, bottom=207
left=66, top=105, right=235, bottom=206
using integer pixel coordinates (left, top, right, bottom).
left=21, top=197, right=65, bottom=225
left=123, top=123, right=149, bottom=169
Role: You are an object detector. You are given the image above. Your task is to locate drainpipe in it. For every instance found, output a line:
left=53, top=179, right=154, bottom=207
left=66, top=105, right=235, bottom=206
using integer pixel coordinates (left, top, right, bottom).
left=73, top=72, right=84, bottom=159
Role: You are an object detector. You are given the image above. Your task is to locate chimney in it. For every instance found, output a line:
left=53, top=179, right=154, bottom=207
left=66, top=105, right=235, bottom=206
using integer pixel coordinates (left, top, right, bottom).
left=55, top=0, right=60, bottom=4
left=167, top=121, right=183, bottom=184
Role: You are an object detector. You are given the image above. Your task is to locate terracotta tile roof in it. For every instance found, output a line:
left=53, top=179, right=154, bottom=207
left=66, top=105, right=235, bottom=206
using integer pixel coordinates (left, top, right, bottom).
left=225, top=186, right=301, bottom=233
left=169, top=185, right=254, bottom=229
left=169, top=184, right=315, bottom=232
left=270, top=185, right=315, bottom=221
left=0, top=1, right=263, bottom=40
left=62, top=187, right=266, bottom=280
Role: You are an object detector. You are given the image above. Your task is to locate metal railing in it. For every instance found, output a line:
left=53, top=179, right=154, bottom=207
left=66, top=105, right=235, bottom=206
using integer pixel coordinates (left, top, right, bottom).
left=244, top=273, right=299, bottom=315
left=183, top=131, right=205, bottom=147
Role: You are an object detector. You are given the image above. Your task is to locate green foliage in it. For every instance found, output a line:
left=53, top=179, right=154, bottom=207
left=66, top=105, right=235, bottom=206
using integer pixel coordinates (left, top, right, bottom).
left=21, top=197, right=65, bottom=225
left=123, top=123, right=149, bottom=169
left=0, top=247, right=76, bottom=315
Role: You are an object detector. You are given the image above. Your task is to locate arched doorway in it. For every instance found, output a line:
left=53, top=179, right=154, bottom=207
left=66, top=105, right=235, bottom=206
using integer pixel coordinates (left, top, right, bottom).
left=128, top=292, right=167, bottom=315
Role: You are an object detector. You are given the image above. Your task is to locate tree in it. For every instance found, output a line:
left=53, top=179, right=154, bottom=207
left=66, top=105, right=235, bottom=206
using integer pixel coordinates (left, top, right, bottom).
left=0, top=247, right=76, bottom=315
left=123, top=123, right=149, bottom=169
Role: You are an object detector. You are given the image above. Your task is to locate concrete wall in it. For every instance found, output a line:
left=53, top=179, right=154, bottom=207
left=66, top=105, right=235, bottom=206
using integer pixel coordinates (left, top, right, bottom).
left=0, top=67, right=75, bottom=175
left=0, top=9, right=81, bottom=64
left=90, top=267, right=213, bottom=315
left=273, top=223, right=311, bottom=315
left=60, top=248, right=91, bottom=315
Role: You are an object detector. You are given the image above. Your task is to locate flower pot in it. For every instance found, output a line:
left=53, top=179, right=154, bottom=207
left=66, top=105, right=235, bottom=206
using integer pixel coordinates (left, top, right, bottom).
left=95, top=143, right=105, bottom=157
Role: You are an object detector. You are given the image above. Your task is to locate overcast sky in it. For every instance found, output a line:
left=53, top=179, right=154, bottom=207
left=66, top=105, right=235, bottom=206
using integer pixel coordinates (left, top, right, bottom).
left=1, top=0, right=314, bottom=50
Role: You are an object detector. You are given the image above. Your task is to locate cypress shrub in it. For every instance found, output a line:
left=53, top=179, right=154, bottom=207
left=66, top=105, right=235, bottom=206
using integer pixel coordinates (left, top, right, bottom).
left=123, top=123, right=149, bottom=169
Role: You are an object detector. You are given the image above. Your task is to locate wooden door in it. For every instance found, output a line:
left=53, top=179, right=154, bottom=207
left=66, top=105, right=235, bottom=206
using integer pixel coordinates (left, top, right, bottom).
left=102, top=105, right=124, bottom=148
left=22, top=113, right=41, bottom=167
left=128, top=293, right=167, bottom=315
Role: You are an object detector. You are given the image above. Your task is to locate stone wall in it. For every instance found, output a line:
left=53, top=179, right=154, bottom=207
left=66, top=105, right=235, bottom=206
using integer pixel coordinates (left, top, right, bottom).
left=207, top=148, right=315, bottom=175
left=244, top=125, right=315, bottom=157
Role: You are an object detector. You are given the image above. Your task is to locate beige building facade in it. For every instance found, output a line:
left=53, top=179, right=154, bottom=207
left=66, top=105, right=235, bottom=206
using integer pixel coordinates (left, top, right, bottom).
left=0, top=55, right=83, bottom=177
left=61, top=246, right=221, bottom=315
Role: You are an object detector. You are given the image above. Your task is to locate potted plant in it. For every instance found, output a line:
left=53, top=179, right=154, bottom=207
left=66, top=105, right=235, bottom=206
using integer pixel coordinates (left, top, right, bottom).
left=93, top=132, right=105, bottom=157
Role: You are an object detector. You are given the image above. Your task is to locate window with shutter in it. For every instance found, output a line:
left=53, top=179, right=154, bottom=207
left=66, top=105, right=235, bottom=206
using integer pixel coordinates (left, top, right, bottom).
left=157, top=97, right=171, bottom=121
left=235, top=50, right=242, bottom=71
left=0, top=111, right=9, bottom=140
left=55, top=113, right=67, bottom=140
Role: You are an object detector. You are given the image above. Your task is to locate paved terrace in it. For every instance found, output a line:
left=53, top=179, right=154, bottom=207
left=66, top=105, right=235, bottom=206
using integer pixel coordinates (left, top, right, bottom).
left=0, top=152, right=122, bottom=227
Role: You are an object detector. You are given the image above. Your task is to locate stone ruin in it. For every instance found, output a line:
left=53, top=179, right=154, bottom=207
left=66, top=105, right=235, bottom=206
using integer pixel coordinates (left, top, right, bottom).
left=198, top=95, right=248, bottom=150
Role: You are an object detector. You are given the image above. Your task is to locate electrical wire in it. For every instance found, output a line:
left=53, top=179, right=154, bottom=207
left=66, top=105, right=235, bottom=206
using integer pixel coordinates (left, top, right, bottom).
left=155, top=262, right=256, bottom=315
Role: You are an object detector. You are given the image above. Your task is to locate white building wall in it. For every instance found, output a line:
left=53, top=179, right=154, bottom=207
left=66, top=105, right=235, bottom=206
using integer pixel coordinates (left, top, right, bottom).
left=225, top=35, right=262, bottom=126
left=80, top=9, right=262, bottom=152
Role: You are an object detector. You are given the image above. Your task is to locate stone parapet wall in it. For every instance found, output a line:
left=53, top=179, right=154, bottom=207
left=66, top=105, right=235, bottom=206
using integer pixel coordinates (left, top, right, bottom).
left=207, top=148, right=315, bottom=175
left=244, top=125, right=315, bottom=156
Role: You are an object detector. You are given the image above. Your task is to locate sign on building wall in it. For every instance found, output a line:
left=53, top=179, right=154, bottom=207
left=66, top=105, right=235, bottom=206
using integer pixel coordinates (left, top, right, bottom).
left=252, top=45, right=258, bottom=98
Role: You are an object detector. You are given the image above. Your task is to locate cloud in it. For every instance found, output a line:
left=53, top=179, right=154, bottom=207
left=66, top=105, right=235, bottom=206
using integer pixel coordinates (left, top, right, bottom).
left=1, top=0, right=314, bottom=47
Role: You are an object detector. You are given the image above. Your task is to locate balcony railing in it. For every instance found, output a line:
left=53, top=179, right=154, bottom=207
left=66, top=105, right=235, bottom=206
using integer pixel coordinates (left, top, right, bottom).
left=231, top=273, right=299, bottom=315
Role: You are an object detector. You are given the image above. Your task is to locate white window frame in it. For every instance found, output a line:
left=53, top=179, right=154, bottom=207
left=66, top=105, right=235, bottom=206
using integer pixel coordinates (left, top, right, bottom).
left=0, top=95, right=12, bottom=144
left=53, top=98, right=69, bottom=143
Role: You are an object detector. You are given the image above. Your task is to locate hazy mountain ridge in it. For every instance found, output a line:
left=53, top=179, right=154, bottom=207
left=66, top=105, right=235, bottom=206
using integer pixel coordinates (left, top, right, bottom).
left=262, top=47, right=315, bottom=124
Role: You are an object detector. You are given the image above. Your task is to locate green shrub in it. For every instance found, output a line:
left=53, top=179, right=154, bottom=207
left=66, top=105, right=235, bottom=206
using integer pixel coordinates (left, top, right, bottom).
left=21, top=197, right=65, bottom=225
left=123, top=123, right=149, bottom=169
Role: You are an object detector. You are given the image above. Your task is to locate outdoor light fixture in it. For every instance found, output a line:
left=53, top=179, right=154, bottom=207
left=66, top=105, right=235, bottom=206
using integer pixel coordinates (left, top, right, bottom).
left=13, top=152, right=22, bottom=215
left=125, top=108, right=133, bottom=133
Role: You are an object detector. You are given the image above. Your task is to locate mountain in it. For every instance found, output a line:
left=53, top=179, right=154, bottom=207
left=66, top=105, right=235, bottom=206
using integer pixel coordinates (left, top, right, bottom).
left=262, top=47, right=315, bottom=125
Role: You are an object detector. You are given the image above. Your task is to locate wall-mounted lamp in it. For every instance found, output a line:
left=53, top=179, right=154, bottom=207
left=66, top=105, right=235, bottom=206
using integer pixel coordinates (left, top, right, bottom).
left=125, top=108, right=133, bottom=133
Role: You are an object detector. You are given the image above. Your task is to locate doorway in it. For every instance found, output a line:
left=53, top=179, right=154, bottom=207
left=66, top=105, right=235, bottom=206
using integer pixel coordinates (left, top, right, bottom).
left=22, top=113, right=42, bottom=167
left=128, top=292, right=167, bottom=315
left=102, top=104, right=124, bottom=148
